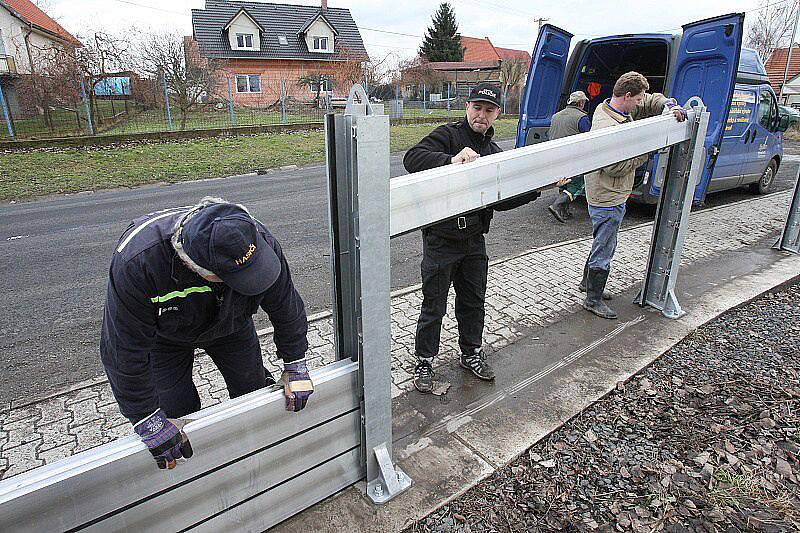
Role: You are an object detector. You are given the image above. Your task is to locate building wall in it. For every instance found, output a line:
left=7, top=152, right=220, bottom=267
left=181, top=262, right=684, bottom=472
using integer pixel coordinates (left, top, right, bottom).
left=217, top=58, right=354, bottom=105
left=0, top=6, right=71, bottom=75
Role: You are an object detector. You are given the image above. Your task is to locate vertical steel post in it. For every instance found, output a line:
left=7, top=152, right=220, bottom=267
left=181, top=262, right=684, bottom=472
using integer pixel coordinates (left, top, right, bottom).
left=80, top=80, right=94, bottom=136
left=324, top=79, right=330, bottom=114
left=280, top=79, right=287, bottom=124
left=447, top=84, right=451, bottom=116
left=503, top=88, right=507, bottom=114
left=227, top=78, right=235, bottom=127
left=774, top=165, right=800, bottom=253
left=636, top=102, right=710, bottom=318
left=163, top=75, right=173, bottom=130
left=324, top=85, right=411, bottom=504
left=423, top=82, right=427, bottom=117
left=0, top=81, right=13, bottom=139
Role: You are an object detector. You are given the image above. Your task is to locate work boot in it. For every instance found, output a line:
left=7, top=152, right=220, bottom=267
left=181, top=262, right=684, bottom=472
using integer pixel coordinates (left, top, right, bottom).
left=548, top=192, right=571, bottom=223
left=459, top=347, right=495, bottom=381
left=583, top=268, right=617, bottom=319
left=579, top=261, right=612, bottom=300
left=413, top=358, right=435, bottom=393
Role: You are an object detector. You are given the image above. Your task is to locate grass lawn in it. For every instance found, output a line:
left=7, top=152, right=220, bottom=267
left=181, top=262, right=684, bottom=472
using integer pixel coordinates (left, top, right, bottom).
left=0, top=118, right=518, bottom=202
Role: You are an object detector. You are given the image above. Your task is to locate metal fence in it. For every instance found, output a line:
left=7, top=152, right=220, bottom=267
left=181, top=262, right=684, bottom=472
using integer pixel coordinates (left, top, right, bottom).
left=0, top=75, right=521, bottom=141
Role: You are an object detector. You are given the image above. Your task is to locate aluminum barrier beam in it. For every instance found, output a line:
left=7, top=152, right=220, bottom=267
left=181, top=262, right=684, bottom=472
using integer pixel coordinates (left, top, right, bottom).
left=390, top=111, right=698, bottom=237
left=637, top=103, right=710, bottom=318
left=774, top=166, right=800, bottom=254
left=0, top=360, right=361, bottom=532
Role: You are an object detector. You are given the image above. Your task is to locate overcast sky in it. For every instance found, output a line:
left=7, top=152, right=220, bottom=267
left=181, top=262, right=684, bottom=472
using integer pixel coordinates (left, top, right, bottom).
left=45, top=0, right=788, bottom=64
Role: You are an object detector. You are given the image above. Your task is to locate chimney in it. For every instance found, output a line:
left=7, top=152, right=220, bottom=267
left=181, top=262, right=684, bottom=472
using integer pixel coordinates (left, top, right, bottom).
left=321, top=0, right=327, bottom=12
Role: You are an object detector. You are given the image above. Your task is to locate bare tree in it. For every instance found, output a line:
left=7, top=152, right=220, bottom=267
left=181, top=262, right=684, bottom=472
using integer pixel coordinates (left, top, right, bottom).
left=499, top=58, right=525, bottom=93
left=133, top=32, right=222, bottom=130
left=746, top=0, right=799, bottom=61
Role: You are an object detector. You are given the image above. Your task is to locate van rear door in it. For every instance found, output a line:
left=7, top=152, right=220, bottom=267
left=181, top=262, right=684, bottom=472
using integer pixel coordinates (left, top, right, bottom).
left=665, top=13, right=745, bottom=203
left=515, top=24, right=573, bottom=148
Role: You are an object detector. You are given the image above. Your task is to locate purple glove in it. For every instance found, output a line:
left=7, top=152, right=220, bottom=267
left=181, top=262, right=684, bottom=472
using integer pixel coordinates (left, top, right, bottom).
left=134, top=408, right=193, bottom=469
left=281, top=359, right=314, bottom=412
left=663, top=98, right=688, bottom=121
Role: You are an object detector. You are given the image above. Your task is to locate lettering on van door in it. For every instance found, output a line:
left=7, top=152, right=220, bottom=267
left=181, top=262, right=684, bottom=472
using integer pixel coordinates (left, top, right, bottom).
left=726, top=91, right=755, bottom=135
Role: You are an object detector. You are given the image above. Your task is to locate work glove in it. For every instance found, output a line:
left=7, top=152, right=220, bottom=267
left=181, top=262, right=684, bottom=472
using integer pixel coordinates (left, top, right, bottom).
left=281, top=359, right=314, bottom=412
left=662, top=98, right=688, bottom=121
left=134, top=408, right=193, bottom=470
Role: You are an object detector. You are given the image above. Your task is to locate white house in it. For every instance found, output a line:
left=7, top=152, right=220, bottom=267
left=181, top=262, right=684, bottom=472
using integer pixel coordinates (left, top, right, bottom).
left=0, top=0, right=81, bottom=116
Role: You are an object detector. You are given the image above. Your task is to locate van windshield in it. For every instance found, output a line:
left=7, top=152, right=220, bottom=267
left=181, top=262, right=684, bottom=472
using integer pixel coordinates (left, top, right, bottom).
left=573, top=39, right=670, bottom=117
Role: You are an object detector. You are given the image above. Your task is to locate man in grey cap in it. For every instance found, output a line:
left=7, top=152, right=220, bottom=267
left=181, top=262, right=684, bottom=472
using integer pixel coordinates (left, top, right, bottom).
left=547, top=91, right=591, bottom=223
left=100, top=197, right=313, bottom=470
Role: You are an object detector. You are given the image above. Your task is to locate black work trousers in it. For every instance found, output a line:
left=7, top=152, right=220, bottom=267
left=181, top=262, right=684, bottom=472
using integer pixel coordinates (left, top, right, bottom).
left=150, top=323, right=275, bottom=418
left=415, top=232, right=488, bottom=360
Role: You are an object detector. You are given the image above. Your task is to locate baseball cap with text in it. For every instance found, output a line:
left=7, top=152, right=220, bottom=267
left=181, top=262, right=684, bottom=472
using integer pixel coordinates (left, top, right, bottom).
left=467, top=82, right=502, bottom=108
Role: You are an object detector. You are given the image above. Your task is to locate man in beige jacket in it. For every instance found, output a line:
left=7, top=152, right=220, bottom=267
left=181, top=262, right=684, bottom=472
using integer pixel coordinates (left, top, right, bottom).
left=582, top=72, right=686, bottom=319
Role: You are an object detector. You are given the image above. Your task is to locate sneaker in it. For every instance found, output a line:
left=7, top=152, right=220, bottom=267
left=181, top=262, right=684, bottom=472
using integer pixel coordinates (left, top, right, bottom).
left=413, top=360, right=435, bottom=393
left=459, top=348, right=495, bottom=381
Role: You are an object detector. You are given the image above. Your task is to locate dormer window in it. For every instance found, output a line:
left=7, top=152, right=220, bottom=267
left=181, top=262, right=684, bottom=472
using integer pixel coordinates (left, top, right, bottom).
left=236, top=33, right=254, bottom=48
left=312, top=36, right=328, bottom=50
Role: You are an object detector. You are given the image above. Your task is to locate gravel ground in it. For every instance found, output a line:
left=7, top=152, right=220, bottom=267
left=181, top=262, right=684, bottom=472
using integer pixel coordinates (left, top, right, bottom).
left=406, top=282, right=800, bottom=533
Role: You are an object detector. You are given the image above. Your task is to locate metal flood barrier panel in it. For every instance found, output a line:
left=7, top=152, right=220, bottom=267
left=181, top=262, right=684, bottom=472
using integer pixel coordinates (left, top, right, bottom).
left=775, top=166, right=800, bottom=254
left=0, top=91, right=710, bottom=531
left=0, top=361, right=361, bottom=532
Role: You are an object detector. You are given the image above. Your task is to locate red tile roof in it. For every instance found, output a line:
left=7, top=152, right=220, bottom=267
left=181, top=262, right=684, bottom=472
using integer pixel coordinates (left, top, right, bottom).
left=1, top=0, right=81, bottom=47
left=495, top=46, right=530, bottom=63
left=461, top=36, right=500, bottom=62
left=765, top=45, right=800, bottom=93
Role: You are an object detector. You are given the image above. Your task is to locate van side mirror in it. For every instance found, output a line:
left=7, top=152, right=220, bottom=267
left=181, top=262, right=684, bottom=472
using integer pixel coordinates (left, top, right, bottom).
left=777, top=113, right=791, bottom=132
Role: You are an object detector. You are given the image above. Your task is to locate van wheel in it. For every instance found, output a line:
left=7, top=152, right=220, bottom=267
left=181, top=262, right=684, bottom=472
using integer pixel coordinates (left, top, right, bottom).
left=750, top=160, right=777, bottom=194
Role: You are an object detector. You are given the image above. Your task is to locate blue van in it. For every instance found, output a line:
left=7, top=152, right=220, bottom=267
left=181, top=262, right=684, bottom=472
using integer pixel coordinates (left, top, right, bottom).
left=515, top=14, right=791, bottom=205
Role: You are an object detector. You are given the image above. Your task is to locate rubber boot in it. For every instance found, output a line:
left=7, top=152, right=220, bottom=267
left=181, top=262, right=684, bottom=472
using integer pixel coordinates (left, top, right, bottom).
left=579, top=260, right=612, bottom=300
left=548, top=192, right=571, bottom=223
left=583, top=268, right=617, bottom=319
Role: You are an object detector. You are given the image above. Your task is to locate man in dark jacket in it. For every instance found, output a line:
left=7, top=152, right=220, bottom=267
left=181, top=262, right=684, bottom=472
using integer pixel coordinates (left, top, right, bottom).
left=403, top=83, right=540, bottom=393
left=100, top=197, right=313, bottom=469
left=547, top=91, right=591, bottom=222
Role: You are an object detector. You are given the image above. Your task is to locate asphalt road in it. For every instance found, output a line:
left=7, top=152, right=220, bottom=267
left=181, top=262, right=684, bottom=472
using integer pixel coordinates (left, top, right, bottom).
left=1, top=139, right=798, bottom=405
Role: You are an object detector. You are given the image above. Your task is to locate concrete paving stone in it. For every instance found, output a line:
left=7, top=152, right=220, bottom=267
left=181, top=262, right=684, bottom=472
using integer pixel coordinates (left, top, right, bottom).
left=39, top=442, right=78, bottom=465
left=71, top=421, right=115, bottom=453
left=1, top=439, right=42, bottom=479
left=5, top=406, right=41, bottom=425
left=67, top=399, right=102, bottom=428
left=96, top=385, right=119, bottom=408
left=36, top=397, right=71, bottom=426
left=37, top=419, right=76, bottom=451
left=3, top=419, right=42, bottom=451
left=63, top=389, right=100, bottom=407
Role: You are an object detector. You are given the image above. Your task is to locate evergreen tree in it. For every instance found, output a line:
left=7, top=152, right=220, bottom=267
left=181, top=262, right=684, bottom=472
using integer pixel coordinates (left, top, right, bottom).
left=419, top=3, right=464, bottom=62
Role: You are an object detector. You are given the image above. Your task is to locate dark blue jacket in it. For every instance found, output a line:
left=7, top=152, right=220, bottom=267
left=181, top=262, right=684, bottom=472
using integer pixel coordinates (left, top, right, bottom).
left=100, top=208, right=308, bottom=423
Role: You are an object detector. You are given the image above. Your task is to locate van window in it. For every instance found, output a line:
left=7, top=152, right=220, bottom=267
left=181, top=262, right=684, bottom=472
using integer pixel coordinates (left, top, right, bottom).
left=758, top=90, right=777, bottom=130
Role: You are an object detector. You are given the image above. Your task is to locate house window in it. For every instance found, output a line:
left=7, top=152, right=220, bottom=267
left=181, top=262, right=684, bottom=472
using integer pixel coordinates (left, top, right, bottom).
left=313, top=36, right=328, bottom=51
left=310, top=76, right=329, bottom=93
left=236, top=33, right=254, bottom=48
left=278, top=35, right=288, bottom=46
left=0, top=29, right=5, bottom=55
left=236, top=74, right=261, bottom=93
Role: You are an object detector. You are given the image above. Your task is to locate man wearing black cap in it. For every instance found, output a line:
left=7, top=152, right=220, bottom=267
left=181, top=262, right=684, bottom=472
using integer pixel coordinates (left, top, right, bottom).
left=403, top=82, right=540, bottom=393
left=100, top=197, right=313, bottom=469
